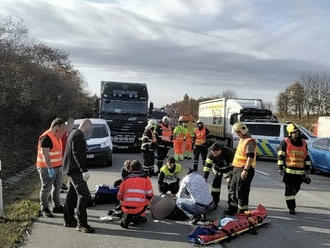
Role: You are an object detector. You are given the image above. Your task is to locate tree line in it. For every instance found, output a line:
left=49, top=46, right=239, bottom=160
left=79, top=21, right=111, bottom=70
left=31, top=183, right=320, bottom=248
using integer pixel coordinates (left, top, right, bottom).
left=0, top=18, right=97, bottom=178
left=276, top=73, right=330, bottom=119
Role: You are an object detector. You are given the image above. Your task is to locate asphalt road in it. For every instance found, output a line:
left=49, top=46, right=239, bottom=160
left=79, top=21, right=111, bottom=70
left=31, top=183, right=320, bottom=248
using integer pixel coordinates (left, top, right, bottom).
left=24, top=151, right=330, bottom=248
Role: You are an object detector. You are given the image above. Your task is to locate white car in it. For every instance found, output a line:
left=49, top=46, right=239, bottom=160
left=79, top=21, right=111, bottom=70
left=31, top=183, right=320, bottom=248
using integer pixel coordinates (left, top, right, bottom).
left=74, top=118, right=113, bottom=167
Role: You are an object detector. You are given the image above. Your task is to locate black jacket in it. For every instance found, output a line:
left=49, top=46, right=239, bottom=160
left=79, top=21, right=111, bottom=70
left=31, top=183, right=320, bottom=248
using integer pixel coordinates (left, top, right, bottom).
left=63, top=129, right=88, bottom=175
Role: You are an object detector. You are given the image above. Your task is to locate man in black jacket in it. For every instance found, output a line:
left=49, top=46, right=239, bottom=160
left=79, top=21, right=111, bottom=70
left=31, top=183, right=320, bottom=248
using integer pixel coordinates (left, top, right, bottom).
left=63, top=119, right=95, bottom=233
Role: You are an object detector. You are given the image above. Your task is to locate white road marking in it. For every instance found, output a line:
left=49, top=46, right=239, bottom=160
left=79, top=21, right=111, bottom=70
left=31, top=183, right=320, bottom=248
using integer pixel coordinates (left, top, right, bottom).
left=256, top=169, right=270, bottom=176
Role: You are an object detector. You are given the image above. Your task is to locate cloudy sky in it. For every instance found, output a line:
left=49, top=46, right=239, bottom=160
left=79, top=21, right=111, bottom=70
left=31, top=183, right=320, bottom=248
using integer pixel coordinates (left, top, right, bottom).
left=1, top=0, right=330, bottom=107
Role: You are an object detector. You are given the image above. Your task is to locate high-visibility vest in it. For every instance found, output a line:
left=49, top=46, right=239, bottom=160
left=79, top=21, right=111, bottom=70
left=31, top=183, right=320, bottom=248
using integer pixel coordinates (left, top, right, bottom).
left=36, top=130, right=63, bottom=168
left=194, top=127, right=206, bottom=146
left=232, top=137, right=256, bottom=168
left=117, top=174, right=154, bottom=215
left=284, top=138, right=307, bottom=169
left=174, top=125, right=185, bottom=141
left=159, top=123, right=172, bottom=142
left=141, top=129, right=157, bottom=150
left=160, top=163, right=182, bottom=184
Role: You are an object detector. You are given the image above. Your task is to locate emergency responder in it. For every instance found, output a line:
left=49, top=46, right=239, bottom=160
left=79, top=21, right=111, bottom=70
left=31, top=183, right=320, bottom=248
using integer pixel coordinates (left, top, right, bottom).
left=36, top=118, right=66, bottom=217
left=204, top=143, right=234, bottom=210
left=173, top=117, right=185, bottom=161
left=158, top=157, right=182, bottom=195
left=192, top=120, right=209, bottom=171
left=277, top=123, right=311, bottom=215
left=117, top=160, right=154, bottom=229
left=141, top=120, right=157, bottom=176
left=183, top=121, right=194, bottom=160
left=155, top=116, right=172, bottom=173
left=227, top=122, right=256, bottom=214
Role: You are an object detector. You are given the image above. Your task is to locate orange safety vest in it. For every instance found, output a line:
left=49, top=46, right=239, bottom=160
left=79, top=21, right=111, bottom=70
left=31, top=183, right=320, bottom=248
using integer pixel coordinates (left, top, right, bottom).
left=36, top=130, right=63, bottom=168
left=284, top=138, right=307, bottom=169
left=194, top=127, right=206, bottom=146
left=174, top=125, right=185, bottom=141
left=117, top=174, right=154, bottom=215
left=159, top=123, right=172, bottom=142
left=232, top=137, right=256, bottom=168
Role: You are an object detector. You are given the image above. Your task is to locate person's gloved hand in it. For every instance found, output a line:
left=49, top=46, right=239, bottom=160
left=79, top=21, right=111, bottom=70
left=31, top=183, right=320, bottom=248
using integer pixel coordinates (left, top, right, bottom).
left=48, top=167, right=55, bottom=178
left=83, top=172, right=90, bottom=181
left=279, top=169, right=284, bottom=176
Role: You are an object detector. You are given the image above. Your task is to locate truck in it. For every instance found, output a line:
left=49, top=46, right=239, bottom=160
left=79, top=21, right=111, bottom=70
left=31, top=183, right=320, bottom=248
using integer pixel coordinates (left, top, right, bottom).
left=99, top=81, right=152, bottom=150
left=198, top=98, right=277, bottom=147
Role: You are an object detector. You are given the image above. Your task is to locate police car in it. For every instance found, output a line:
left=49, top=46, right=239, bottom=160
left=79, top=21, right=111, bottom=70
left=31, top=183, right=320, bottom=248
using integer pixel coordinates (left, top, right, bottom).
left=232, top=121, right=317, bottom=158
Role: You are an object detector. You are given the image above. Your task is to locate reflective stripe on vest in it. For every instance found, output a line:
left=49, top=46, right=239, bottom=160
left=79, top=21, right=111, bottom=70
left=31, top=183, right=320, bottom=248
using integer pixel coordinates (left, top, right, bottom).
left=233, top=137, right=256, bottom=168
left=36, top=130, right=62, bottom=168
left=159, top=123, right=172, bottom=142
left=284, top=138, right=307, bottom=169
left=174, top=126, right=185, bottom=140
left=194, top=127, right=206, bottom=146
left=160, top=163, right=182, bottom=184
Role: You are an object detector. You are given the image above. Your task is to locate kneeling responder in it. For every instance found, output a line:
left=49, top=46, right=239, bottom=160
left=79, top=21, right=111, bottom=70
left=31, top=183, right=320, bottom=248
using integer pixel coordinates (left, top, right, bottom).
left=204, top=143, right=234, bottom=210
left=141, top=120, right=157, bottom=176
left=278, top=123, right=311, bottom=215
left=117, top=160, right=154, bottom=228
left=228, top=122, right=256, bottom=214
left=158, top=157, right=182, bottom=195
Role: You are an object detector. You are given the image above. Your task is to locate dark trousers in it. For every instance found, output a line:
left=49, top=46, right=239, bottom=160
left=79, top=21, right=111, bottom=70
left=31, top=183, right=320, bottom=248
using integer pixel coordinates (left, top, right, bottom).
left=156, top=146, right=170, bottom=170
left=283, top=173, right=302, bottom=210
left=193, top=146, right=208, bottom=171
left=142, top=150, right=155, bottom=176
left=64, top=174, right=91, bottom=226
left=211, top=172, right=232, bottom=206
left=158, top=181, right=180, bottom=194
left=229, top=167, right=255, bottom=213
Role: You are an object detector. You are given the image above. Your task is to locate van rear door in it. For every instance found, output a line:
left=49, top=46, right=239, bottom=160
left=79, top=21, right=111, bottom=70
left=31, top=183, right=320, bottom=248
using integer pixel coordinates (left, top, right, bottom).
left=245, top=123, right=281, bottom=158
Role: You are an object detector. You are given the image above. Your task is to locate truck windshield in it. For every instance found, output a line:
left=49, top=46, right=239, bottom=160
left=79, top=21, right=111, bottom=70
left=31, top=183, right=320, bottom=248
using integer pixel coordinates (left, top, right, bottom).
left=102, top=99, right=147, bottom=114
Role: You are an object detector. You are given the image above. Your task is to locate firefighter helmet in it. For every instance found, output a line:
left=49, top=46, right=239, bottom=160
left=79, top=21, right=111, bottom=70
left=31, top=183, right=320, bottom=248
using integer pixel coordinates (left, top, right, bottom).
left=196, top=119, right=203, bottom=124
left=232, top=122, right=248, bottom=135
left=178, top=116, right=184, bottom=122
left=286, top=123, right=299, bottom=135
left=147, top=119, right=157, bottom=129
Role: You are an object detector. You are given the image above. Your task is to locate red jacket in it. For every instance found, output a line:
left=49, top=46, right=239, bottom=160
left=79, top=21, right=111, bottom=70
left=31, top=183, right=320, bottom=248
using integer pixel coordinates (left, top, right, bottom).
left=117, top=173, right=154, bottom=214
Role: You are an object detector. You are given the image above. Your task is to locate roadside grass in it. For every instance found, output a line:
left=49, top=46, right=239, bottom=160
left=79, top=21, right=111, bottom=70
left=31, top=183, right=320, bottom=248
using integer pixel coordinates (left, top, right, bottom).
left=0, top=170, right=40, bottom=248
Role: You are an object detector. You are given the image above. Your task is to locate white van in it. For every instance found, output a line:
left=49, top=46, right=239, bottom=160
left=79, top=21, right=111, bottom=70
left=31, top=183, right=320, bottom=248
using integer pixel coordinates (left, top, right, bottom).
left=74, top=118, right=113, bottom=166
left=233, top=122, right=317, bottom=158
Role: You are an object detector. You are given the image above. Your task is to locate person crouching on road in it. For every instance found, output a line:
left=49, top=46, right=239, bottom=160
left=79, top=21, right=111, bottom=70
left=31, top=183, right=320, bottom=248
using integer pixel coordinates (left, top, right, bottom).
left=203, top=143, right=234, bottom=210
left=141, top=120, right=157, bottom=176
left=158, top=157, right=182, bottom=195
left=228, top=122, right=257, bottom=214
left=277, top=123, right=311, bottom=215
left=36, top=118, right=66, bottom=217
left=117, top=160, right=154, bottom=229
left=176, top=169, right=214, bottom=225
left=63, top=119, right=95, bottom=233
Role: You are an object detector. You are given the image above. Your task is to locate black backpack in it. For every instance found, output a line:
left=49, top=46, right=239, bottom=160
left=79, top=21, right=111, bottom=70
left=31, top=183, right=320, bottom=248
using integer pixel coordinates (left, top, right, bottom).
left=94, top=184, right=119, bottom=205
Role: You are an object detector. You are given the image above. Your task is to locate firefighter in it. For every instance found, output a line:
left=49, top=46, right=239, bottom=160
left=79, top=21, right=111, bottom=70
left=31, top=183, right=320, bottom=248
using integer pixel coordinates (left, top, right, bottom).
left=204, top=143, right=234, bottom=210
left=278, top=123, right=311, bottom=215
left=117, top=160, right=154, bottom=229
left=155, top=116, right=172, bottom=174
left=183, top=120, right=194, bottom=160
left=158, top=157, right=182, bottom=195
left=141, top=119, right=157, bottom=176
left=227, top=122, right=256, bottom=214
left=192, top=120, right=209, bottom=171
left=173, top=117, right=185, bottom=161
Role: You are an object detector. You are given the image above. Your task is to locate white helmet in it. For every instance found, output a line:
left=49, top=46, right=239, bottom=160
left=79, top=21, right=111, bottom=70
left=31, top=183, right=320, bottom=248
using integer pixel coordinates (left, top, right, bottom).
left=196, top=119, right=203, bottom=125
left=178, top=116, right=184, bottom=122
left=162, top=116, right=170, bottom=123
left=232, top=122, right=248, bottom=135
left=147, top=119, right=157, bottom=129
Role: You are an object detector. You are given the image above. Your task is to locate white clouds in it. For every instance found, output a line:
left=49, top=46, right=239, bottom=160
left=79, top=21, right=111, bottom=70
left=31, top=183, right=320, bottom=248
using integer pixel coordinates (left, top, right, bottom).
left=1, top=0, right=330, bottom=107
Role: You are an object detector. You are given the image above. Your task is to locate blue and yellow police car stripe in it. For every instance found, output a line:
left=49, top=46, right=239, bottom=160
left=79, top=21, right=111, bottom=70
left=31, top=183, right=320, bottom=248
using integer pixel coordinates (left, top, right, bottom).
left=256, top=139, right=280, bottom=157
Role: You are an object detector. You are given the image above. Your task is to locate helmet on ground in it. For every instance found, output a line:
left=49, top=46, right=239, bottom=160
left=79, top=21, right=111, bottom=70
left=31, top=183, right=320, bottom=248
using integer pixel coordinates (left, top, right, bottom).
left=162, top=116, right=170, bottom=123
left=196, top=119, right=203, bottom=125
left=147, top=119, right=157, bottom=129
left=232, top=122, right=248, bottom=135
left=286, top=123, right=299, bottom=135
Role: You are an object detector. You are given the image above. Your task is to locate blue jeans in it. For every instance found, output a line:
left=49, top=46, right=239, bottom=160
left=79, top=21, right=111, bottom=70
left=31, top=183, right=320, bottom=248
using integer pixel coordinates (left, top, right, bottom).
left=176, top=198, right=210, bottom=219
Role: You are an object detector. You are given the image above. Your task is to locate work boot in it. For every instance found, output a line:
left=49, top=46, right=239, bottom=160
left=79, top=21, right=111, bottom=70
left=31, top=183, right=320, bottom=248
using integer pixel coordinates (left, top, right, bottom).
left=41, top=208, right=54, bottom=218
left=289, top=209, right=296, bottom=215
left=52, top=205, right=64, bottom=214
left=64, top=220, right=77, bottom=228
left=120, top=214, right=131, bottom=229
left=76, top=224, right=95, bottom=233
left=190, top=215, right=202, bottom=225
